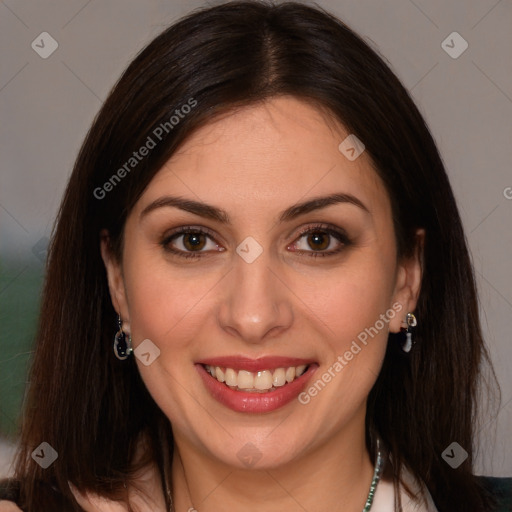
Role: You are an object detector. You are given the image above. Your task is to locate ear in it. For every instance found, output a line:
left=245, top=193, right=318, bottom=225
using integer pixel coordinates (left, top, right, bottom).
left=389, top=228, right=425, bottom=333
left=100, top=229, right=131, bottom=335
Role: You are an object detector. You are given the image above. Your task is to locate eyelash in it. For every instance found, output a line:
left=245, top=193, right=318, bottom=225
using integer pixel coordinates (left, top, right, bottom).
left=160, top=223, right=351, bottom=260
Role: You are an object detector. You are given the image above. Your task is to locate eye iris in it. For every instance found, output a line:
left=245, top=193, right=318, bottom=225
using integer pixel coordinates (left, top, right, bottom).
left=183, top=233, right=206, bottom=251
left=307, top=232, right=329, bottom=250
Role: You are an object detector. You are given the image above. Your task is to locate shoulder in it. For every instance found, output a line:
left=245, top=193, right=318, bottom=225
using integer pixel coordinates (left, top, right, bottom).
left=0, top=479, right=21, bottom=511
left=70, top=483, right=128, bottom=511
left=0, top=501, right=23, bottom=512
left=69, top=455, right=168, bottom=512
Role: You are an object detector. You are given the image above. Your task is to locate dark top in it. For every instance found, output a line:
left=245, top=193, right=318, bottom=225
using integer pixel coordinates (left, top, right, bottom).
left=0, top=475, right=511, bottom=511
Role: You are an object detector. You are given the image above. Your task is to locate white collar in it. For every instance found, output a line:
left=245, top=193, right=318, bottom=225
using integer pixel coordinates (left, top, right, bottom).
left=371, top=466, right=439, bottom=512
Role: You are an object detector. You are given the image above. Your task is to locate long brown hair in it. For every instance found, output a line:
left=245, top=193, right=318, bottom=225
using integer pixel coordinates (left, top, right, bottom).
left=7, top=1, right=499, bottom=510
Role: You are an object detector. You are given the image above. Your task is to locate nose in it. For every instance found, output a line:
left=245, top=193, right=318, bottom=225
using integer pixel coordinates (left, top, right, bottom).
left=217, top=248, right=294, bottom=344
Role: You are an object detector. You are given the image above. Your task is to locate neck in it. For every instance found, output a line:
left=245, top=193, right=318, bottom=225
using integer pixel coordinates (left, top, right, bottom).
left=170, top=415, right=375, bottom=512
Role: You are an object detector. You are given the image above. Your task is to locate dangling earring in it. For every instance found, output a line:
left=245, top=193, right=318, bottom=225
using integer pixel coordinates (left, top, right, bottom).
left=113, top=315, right=133, bottom=360
left=400, top=312, right=417, bottom=353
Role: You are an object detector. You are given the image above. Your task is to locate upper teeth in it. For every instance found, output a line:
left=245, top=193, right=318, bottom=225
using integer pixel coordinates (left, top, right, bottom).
left=205, top=365, right=308, bottom=392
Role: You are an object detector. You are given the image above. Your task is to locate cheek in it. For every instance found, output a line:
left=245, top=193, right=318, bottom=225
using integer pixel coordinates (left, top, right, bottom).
left=295, top=258, right=396, bottom=421
left=120, top=248, right=214, bottom=425
left=121, top=236, right=217, bottom=344
left=301, top=252, right=396, bottom=346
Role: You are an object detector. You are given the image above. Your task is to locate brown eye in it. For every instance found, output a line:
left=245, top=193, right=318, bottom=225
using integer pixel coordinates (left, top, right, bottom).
left=182, top=232, right=207, bottom=251
left=306, top=231, right=330, bottom=251
left=161, top=226, right=224, bottom=259
left=289, top=224, right=351, bottom=258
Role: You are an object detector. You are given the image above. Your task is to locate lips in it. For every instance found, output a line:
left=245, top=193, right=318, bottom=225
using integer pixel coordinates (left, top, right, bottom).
left=195, top=356, right=319, bottom=413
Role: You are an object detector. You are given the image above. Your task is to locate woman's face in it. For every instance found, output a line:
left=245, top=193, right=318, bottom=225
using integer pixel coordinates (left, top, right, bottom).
left=102, top=96, right=421, bottom=469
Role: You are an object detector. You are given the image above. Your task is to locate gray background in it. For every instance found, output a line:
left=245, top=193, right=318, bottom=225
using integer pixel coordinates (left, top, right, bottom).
left=0, top=0, right=511, bottom=478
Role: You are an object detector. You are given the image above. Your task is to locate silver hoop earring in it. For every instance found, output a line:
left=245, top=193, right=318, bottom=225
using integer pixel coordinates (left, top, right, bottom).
left=400, top=312, right=417, bottom=353
left=113, top=315, right=133, bottom=360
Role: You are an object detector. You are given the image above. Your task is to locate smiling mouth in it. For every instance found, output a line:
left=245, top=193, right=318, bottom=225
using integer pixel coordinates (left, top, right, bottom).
left=202, top=363, right=311, bottom=393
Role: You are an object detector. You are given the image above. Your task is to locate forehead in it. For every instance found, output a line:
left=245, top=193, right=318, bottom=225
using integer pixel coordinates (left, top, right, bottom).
left=133, top=96, right=390, bottom=223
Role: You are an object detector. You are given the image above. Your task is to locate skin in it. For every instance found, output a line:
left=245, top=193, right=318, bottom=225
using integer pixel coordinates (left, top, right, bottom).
left=101, top=96, right=423, bottom=512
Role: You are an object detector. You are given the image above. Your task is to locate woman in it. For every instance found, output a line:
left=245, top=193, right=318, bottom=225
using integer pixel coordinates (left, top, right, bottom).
left=0, top=1, right=510, bottom=511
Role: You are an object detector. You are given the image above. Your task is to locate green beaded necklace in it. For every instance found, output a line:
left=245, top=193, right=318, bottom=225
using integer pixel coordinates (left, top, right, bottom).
left=362, top=439, right=384, bottom=511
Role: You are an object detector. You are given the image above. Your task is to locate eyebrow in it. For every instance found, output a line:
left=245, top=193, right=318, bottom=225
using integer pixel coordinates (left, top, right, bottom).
left=139, top=192, right=370, bottom=224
